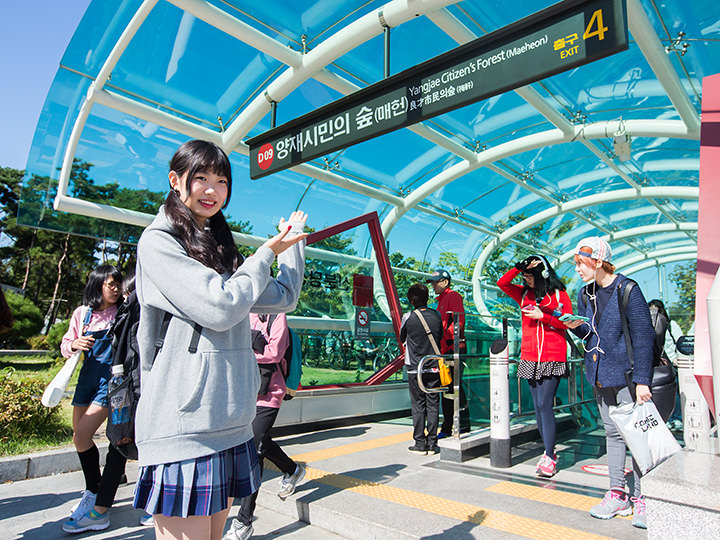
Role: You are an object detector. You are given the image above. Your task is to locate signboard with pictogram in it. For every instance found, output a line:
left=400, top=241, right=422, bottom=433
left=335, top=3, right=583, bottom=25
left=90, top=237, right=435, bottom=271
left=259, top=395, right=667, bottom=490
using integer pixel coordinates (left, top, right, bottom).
left=355, top=307, right=371, bottom=339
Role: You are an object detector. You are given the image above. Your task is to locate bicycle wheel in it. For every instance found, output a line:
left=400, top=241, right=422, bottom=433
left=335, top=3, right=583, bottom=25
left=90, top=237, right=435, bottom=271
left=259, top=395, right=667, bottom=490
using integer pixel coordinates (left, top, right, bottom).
left=372, top=352, right=390, bottom=371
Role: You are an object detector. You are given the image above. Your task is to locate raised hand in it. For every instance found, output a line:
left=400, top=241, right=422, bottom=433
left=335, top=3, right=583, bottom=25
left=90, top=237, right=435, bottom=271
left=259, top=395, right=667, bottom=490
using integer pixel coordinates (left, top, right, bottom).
left=265, top=210, right=309, bottom=255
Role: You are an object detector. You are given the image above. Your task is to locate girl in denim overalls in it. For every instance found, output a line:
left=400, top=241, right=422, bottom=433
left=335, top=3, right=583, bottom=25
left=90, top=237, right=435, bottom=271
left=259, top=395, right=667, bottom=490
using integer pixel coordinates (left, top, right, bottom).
left=60, top=265, right=126, bottom=534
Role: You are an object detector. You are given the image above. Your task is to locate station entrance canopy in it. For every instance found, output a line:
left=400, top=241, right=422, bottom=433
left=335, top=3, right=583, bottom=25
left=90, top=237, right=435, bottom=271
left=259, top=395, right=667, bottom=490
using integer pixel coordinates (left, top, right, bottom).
left=18, top=0, right=714, bottom=319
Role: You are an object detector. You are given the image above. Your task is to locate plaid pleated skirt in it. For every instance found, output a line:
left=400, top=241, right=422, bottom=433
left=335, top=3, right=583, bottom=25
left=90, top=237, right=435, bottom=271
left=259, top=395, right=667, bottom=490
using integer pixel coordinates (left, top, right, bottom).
left=133, top=440, right=260, bottom=517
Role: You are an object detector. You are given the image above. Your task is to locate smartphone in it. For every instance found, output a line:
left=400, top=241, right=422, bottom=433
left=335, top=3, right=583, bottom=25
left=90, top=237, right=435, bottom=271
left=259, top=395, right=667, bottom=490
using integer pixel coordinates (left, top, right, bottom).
left=559, top=313, right=589, bottom=323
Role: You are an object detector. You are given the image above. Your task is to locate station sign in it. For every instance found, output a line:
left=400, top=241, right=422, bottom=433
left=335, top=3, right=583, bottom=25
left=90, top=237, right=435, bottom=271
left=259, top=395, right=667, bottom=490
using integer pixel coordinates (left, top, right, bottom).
left=248, top=0, right=628, bottom=179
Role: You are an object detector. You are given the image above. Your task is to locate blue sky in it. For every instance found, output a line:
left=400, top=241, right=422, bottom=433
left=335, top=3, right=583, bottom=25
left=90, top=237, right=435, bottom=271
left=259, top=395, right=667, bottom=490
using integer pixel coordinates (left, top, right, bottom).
left=0, top=0, right=92, bottom=170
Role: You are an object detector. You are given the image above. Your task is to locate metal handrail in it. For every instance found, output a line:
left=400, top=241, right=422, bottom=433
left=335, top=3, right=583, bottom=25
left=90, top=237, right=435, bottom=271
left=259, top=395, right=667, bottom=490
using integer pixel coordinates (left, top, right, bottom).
left=416, top=354, right=594, bottom=427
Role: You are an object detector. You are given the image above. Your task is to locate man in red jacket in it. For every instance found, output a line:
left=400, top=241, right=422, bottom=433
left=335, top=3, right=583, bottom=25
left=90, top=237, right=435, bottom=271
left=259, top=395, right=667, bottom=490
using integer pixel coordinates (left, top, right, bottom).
left=427, top=269, right=470, bottom=436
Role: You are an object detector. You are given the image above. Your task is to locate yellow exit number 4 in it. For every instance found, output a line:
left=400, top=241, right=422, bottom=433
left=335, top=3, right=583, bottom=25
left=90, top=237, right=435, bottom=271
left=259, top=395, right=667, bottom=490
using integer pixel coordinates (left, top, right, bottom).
left=583, top=9, right=608, bottom=41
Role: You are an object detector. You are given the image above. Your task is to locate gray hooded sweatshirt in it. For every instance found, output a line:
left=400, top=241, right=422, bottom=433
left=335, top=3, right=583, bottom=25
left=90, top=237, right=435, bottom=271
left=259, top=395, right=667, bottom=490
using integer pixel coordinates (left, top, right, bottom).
left=134, top=207, right=305, bottom=467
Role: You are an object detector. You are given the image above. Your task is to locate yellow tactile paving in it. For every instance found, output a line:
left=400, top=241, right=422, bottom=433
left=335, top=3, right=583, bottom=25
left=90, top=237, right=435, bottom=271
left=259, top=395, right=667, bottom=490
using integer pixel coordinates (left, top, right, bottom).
left=486, top=481, right=600, bottom=511
left=301, top=466, right=618, bottom=540
left=270, top=430, right=620, bottom=539
left=485, top=481, right=631, bottom=520
left=288, top=431, right=413, bottom=463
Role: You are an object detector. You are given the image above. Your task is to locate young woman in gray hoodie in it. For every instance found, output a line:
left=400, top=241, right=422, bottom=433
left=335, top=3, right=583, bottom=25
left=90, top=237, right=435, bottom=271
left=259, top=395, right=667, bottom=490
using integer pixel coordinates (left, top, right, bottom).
left=131, top=140, right=307, bottom=540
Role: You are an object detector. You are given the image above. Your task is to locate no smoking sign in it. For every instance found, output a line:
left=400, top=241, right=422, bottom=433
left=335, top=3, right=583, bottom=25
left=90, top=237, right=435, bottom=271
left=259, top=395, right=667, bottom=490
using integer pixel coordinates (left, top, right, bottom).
left=355, top=307, right=371, bottom=339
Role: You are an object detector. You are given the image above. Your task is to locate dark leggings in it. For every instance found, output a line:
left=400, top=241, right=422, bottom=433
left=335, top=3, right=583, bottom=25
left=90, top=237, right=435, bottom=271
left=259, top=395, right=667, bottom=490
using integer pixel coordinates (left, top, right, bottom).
left=527, top=375, right=561, bottom=456
left=237, top=406, right=296, bottom=526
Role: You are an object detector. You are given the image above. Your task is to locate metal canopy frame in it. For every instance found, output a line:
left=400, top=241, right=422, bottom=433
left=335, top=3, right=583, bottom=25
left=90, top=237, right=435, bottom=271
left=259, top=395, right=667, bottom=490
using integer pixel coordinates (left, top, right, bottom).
left=40, top=0, right=708, bottom=317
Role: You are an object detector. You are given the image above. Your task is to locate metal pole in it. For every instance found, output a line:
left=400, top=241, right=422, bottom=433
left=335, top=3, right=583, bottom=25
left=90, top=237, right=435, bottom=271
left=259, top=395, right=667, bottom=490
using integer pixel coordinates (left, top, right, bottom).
left=270, top=101, right=277, bottom=128
left=452, top=312, right=460, bottom=437
left=490, top=318, right=511, bottom=467
left=383, top=26, right=390, bottom=78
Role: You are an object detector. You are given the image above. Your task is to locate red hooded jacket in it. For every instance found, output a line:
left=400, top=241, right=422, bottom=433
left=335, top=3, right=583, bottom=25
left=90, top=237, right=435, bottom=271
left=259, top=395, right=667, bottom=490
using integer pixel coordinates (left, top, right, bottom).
left=497, top=268, right=571, bottom=363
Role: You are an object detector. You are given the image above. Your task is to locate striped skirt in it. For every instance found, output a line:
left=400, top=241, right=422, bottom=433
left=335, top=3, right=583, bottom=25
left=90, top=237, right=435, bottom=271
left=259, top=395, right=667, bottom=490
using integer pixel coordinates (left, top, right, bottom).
left=133, top=440, right=260, bottom=517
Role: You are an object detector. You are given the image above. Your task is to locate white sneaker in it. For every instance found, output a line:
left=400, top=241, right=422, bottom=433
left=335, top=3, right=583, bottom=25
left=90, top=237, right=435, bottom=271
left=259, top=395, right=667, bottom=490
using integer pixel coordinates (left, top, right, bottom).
left=139, top=512, right=154, bottom=527
left=278, top=464, right=306, bottom=500
left=223, top=519, right=253, bottom=540
left=69, top=490, right=97, bottom=520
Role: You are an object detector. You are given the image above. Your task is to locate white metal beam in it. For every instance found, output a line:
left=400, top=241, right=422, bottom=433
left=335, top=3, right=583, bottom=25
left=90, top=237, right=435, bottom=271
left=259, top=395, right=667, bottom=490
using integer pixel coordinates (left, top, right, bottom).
left=627, top=0, right=701, bottom=133
left=622, top=253, right=697, bottom=276
left=613, top=245, right=698, bottom=270
left=221, top=0, right=461, bottom=151
left=380, top=119, right=696, bottom=237
left=165, top=0, right=302, bottom=66
left=54, top=0, right=159, bottom=213
left=471, top=186, right=699, bottom=317
left=557, top=223, right=698, bottom=264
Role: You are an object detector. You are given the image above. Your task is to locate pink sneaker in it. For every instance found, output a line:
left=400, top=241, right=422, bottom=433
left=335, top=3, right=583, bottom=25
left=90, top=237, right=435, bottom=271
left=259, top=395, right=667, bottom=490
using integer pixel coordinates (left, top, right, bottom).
left=537, top=453, right=557, bottom=477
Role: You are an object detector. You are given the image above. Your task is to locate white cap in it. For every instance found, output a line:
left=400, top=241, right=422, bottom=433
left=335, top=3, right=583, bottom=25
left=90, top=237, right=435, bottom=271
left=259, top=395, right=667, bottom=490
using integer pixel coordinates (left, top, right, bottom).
left=575, top=237, right=612, bottom=262
left=111, top=364, right=125, bottom=376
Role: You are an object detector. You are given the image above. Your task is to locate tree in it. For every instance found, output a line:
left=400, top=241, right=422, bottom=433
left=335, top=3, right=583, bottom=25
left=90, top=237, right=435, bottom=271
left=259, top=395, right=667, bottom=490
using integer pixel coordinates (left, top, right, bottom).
left=668, top=261, right=696, bottom=333
left=1, top=291, right=43, bottom=348
left=296, top=226, right=360, bottom=319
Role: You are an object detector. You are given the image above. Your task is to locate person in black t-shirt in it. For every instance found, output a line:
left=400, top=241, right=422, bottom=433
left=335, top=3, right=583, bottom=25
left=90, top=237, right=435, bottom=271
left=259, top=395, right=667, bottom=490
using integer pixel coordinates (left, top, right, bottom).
left=400, top=283, right=443, bottom=455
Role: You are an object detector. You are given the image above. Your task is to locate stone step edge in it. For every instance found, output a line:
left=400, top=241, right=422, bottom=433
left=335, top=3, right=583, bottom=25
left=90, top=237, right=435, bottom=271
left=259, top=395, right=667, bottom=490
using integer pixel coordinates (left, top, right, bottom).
left=255, top=482, right=418, bottom=540
left=0, top=443, right=110, bottom=483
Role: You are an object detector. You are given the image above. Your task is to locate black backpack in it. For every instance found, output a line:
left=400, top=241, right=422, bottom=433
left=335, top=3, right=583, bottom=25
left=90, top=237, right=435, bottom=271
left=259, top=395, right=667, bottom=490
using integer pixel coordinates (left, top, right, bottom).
left=106, top=291, right=141, bottom=460
left=106, top=294, right=199, bottom=460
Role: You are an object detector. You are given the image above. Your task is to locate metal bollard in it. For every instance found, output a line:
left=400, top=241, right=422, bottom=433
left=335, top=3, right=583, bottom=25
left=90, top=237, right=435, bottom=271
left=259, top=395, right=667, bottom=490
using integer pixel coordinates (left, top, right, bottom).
left=676, top=336, right=714, bottom=452
left=490, top=319, right=511, bottom=468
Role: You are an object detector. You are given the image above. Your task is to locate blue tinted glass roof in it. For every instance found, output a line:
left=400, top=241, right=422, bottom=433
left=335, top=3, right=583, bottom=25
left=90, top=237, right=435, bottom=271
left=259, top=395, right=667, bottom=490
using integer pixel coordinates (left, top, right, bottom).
left=20, top=0, right=709, bottom=313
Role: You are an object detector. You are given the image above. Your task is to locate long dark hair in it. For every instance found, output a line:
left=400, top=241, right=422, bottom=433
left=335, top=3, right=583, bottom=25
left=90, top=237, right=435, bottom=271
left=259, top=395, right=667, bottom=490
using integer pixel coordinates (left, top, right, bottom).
left=523, top=255, right=565, bottom=300
left=165, top=140, right=242, bottom=274
left=82, top=265, right=123, bottom=309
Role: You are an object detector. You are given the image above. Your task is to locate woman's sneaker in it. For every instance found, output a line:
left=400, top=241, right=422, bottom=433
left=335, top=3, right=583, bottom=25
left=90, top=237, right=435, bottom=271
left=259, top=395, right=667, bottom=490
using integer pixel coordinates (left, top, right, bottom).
left=536, top=453, right=557, bottom=477
left=631, top=496, right=647, bottom=529
left=590, top=490, right=632, bottom=519
left=278, top=464, right=306, bottom=500
left=69, top=490, right=97, bottom=520
left=223, top=519, right=253, bottom=540
left=62, top=509, right=110, bottom=533
left=139, top=512, right=154, bottom=527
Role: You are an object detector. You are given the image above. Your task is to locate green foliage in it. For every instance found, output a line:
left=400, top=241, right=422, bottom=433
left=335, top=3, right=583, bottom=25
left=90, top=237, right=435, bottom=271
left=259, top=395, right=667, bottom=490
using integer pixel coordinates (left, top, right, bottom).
left=668, top=261, right=696, bottom=333
left=1, top=291, right=43, bottom=347
left=389, top=251, right=428, bottom=310
left=46, top=318, right=71, bottom=356
left=0, top=368, right=61, bottom=440
left=296, top=227, right=359, bottom=319
left=26, top=335, right=49, bottom=350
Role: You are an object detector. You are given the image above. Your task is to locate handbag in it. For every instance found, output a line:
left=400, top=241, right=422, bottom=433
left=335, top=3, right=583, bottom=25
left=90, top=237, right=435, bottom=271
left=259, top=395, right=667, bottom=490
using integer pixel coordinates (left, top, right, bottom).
left=41, top=306, right=90, bottom=408
left=608, top=400, right=681, bottom=474
left=414, top=309, right=451, bottom=386
left=41, top=350, right=83, bottom=407
left=617, top=280, right=677, bottom=421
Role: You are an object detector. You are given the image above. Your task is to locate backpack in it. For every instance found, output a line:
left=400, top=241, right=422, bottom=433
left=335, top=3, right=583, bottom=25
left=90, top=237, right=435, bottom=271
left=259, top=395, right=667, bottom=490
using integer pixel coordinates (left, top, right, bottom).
left=580, top=278, right=665, bottom=365
left=106, top=293, right=201, bottom=459
left=105, top=291, right=141, bottom=460
left=265, top=314, right=303, bottom=401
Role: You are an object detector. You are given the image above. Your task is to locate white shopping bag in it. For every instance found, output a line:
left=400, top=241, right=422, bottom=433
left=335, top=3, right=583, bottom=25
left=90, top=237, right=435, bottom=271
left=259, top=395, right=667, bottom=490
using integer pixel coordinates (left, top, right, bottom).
left=609, top=400, right=681, bottom=475
left=41, top=350, right=83, bottom=407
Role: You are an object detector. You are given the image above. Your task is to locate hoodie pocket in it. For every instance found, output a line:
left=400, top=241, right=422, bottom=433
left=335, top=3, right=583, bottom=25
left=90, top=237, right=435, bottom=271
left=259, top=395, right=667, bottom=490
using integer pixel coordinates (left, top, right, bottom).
left=178, top=349, right=257, bottom=435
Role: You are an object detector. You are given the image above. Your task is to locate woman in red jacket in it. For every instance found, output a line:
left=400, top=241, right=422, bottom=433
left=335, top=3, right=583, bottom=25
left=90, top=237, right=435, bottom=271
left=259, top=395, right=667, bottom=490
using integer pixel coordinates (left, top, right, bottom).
left=497, top=255, right=572, bottom=477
